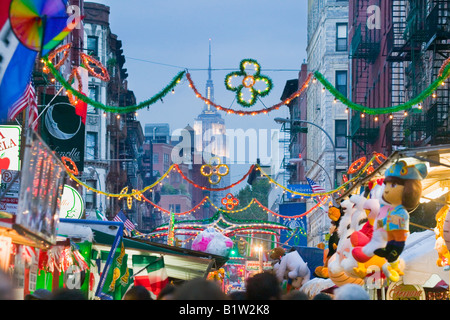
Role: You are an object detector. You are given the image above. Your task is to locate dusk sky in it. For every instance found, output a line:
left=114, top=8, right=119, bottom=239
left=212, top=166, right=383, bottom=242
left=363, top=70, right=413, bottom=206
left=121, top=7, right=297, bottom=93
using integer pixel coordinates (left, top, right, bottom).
left=91, top=0, right=309, bottom=185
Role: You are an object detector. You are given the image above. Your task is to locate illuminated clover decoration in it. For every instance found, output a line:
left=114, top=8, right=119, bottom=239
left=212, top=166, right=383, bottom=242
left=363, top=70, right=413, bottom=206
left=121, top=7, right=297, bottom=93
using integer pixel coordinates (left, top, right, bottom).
left=200, top=157, right=229, bottom=185
left=225, top=59, right=273, bottom=107
left=221, top=193, right=239, bottom=210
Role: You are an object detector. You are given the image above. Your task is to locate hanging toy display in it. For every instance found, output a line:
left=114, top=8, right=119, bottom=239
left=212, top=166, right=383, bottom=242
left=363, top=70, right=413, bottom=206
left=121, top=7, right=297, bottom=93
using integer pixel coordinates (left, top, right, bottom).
left=351, top=161, right=428, bottom=282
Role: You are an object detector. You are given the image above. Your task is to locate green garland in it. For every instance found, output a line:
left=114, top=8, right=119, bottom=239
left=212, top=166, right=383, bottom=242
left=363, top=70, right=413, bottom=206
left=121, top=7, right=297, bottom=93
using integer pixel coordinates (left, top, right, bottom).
left=224, top=58, right=273, bottom=107
left=43, top=56, right=185, bottom=113
left=314, top=61, right=450, bottom=115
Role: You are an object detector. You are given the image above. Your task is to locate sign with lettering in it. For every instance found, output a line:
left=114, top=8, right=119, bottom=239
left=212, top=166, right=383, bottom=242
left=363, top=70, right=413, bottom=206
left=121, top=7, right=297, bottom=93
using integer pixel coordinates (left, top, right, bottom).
left=0, top=125, right=21, bottom=172
left=59, top=185, right=84, bottom=219
left=386, top=280, right=426, bottom=300
left=40, top=95, right=85, bottom=171
left=0, top=169, right=20, bottom=214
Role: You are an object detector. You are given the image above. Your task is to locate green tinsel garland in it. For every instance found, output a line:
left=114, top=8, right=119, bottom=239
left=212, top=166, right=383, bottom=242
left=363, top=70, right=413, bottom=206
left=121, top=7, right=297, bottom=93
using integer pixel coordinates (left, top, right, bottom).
left=43, top=56, right=185, bottom=113
left=224, top=58, right=273, bottom=108
left=314, top=62, right=450, bottom=115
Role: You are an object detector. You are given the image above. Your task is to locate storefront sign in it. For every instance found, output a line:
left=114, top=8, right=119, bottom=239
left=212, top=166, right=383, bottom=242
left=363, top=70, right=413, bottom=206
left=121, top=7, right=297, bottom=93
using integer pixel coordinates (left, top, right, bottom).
left=60, top=185, right=84, bottom=219
left=0, top=125, right=21, bottom=171
left=386, top=280, right=426, bottom=300
left=287, top=184, right=312, bottom=199
left=41, top=95, right=85, bottom=172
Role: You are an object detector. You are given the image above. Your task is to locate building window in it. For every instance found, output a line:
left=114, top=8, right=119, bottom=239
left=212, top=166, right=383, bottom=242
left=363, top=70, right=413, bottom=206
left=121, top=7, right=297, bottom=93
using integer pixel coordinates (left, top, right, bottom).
left=335, top=120, right=347, bottom=148
left=86, top=132, right=98, bottom=160
left=336, top=70, right=348, bottom=97
left=87, top=36, right=98, bottom=56
left=336, top=23, right=348, bottom=51
left=88, top=85, right=98, bottom=114
left=153, top=153, right=159, bottom=164
left=164, top=153, right=170, bottom=164
left=85, top=180, right=97, bottom=209
left=169, top=204, right=181, bottom=213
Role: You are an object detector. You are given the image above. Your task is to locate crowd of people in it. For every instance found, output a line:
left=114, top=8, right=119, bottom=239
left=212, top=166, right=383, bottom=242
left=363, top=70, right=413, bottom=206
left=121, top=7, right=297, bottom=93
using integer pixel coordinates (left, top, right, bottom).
left=1, top=268, right=371, bottom=301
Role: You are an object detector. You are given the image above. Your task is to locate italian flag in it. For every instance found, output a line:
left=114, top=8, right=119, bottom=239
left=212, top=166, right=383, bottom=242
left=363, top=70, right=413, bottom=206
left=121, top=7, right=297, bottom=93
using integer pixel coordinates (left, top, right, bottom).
left=132, top=255, right=169, bottom=298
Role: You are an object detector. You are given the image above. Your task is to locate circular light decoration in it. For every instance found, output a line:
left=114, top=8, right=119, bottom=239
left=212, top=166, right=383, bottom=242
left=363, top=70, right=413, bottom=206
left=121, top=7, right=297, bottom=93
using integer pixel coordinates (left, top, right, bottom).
left=61, top=156, right=79, bottom=176
left=347, top=156, right=367, bottom=175
left=80, top=52, right=110, bottom=82
left=200, top=157, right=229, bottom=185
left=221, top=193, right=239, bottom=210
left=59, top=185, right=84, bottom=219
left=225, top=59, right=273, bottom=107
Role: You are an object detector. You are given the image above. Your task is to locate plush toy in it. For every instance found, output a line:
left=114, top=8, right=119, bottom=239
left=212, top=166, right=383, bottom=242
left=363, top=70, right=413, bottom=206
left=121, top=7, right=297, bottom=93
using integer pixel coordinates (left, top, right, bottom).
left=314, top=206, right=341, bottom=279
left=434, top=204, right=450, bottom=268
left=274, top=249, right=310, bottom=291
left=327, top=198, right=365, bottom=286
left=191, top=227, right=234, bottom=256
left=269, top=246, right=285, bottom=267
left=351, top=161, right=427, bottom=282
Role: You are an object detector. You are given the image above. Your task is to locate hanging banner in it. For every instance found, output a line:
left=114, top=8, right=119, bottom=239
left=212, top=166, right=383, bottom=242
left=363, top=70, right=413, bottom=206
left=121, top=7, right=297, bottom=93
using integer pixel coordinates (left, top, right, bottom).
left=287, top=184, right=312, bottom=199
left=14, top=132, right=66, bottom=245
left=0, top=125, right=21, bottom=172
left=278, top=203, right=307, bottom=247
left=40, top=95, right=85, bottom=172
left=0, top=235, right=12, bottom=271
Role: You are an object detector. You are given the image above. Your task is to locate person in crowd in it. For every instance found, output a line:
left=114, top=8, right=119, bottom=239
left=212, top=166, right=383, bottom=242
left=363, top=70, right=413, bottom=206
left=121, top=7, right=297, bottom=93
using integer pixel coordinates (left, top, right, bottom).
left=0, top=269, right=13, bottom=300
left=51, top=288, right=87, bottom=300
left=312, top=292, right=333, bottom=300
left=333, top=283, right=370, bottom=300
left=156, top=284, right=176, bottom=300
left=173, top=278, right=229, bottom=300
left=245, top=272, right=281, bottom=300
left=123, top=285, right=153, bottom=300
left=24, top=289, right=52, bottom=300
left=228, top=290, right=246, bottom=300
left=282, top=290, right=309, bottom=300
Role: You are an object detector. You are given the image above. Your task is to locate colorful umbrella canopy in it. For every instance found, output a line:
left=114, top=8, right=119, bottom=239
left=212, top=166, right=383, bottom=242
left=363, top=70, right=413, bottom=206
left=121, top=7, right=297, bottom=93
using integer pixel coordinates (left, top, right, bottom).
left=9, top=0, right=71, bottom=55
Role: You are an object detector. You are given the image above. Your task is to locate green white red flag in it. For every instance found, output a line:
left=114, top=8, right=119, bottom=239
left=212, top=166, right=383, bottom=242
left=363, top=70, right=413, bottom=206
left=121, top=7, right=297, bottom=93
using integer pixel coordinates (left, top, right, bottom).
left=132, top=255, right=169, bottom=298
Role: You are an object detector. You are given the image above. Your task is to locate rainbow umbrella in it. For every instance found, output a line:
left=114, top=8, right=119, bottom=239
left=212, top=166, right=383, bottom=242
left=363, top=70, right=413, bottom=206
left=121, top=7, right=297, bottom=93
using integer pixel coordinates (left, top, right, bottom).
left=9, top=0, right=72, bottom=56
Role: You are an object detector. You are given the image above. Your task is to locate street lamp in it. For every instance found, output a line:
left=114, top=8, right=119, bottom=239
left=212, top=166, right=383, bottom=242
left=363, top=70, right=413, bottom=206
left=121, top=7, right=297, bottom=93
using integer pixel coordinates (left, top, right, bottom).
left=274, top=117, right=337, bottom=188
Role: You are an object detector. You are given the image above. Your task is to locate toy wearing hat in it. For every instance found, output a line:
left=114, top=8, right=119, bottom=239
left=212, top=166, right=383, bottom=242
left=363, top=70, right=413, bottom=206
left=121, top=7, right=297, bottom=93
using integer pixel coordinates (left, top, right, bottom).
left=351, top=161, right=427, bottom=282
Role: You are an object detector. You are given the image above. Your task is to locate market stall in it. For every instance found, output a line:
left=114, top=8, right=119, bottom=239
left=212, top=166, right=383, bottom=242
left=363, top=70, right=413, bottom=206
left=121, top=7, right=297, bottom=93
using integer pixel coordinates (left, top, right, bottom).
left=332, top=145, right=450, bottom=299
left=56, top=219, right=228, bottom=299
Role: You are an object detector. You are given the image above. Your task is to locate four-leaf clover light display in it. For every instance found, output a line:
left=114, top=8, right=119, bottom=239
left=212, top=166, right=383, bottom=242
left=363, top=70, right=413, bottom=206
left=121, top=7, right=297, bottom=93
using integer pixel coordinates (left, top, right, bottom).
left=225, top=59, right=273, bottom=107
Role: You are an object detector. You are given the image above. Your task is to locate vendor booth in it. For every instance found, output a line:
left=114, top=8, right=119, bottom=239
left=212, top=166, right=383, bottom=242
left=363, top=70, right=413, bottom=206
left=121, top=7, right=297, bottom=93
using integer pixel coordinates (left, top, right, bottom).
left=56, top=219, right=228, bottom=299
left=333, top=145, right=450, bottom=299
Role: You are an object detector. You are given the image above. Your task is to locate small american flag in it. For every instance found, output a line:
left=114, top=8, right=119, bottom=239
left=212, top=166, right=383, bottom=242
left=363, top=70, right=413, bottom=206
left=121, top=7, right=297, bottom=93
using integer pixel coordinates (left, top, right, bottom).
left=8, top=82, right=38, bottom=130
left=306, top=177, right=326, bottom=193
left=113, top=210, right=136, bottom=232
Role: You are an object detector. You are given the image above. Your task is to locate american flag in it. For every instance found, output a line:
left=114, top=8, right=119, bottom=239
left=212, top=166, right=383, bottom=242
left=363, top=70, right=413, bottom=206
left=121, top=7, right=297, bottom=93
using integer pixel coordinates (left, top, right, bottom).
left=306, top=177, right=326, bottom=193
left=113, top=210, right=136, bottom=232
left=8, top=82, right=38, bottom=130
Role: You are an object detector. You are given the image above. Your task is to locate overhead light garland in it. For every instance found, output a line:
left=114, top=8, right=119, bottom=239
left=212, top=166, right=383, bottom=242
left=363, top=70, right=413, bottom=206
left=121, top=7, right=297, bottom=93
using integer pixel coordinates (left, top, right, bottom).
left=43, top=55, right=185, bottom=113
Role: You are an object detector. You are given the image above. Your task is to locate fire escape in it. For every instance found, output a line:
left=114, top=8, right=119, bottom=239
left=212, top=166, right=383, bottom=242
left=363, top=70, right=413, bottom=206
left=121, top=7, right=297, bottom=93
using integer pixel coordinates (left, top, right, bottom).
left=424, top=0, right=450, bottom=145
left=386, top=0, right=408, bottom=147
left=389, top=0, right=450, bottom=147
left=349, top=0, right=381, bottom=156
